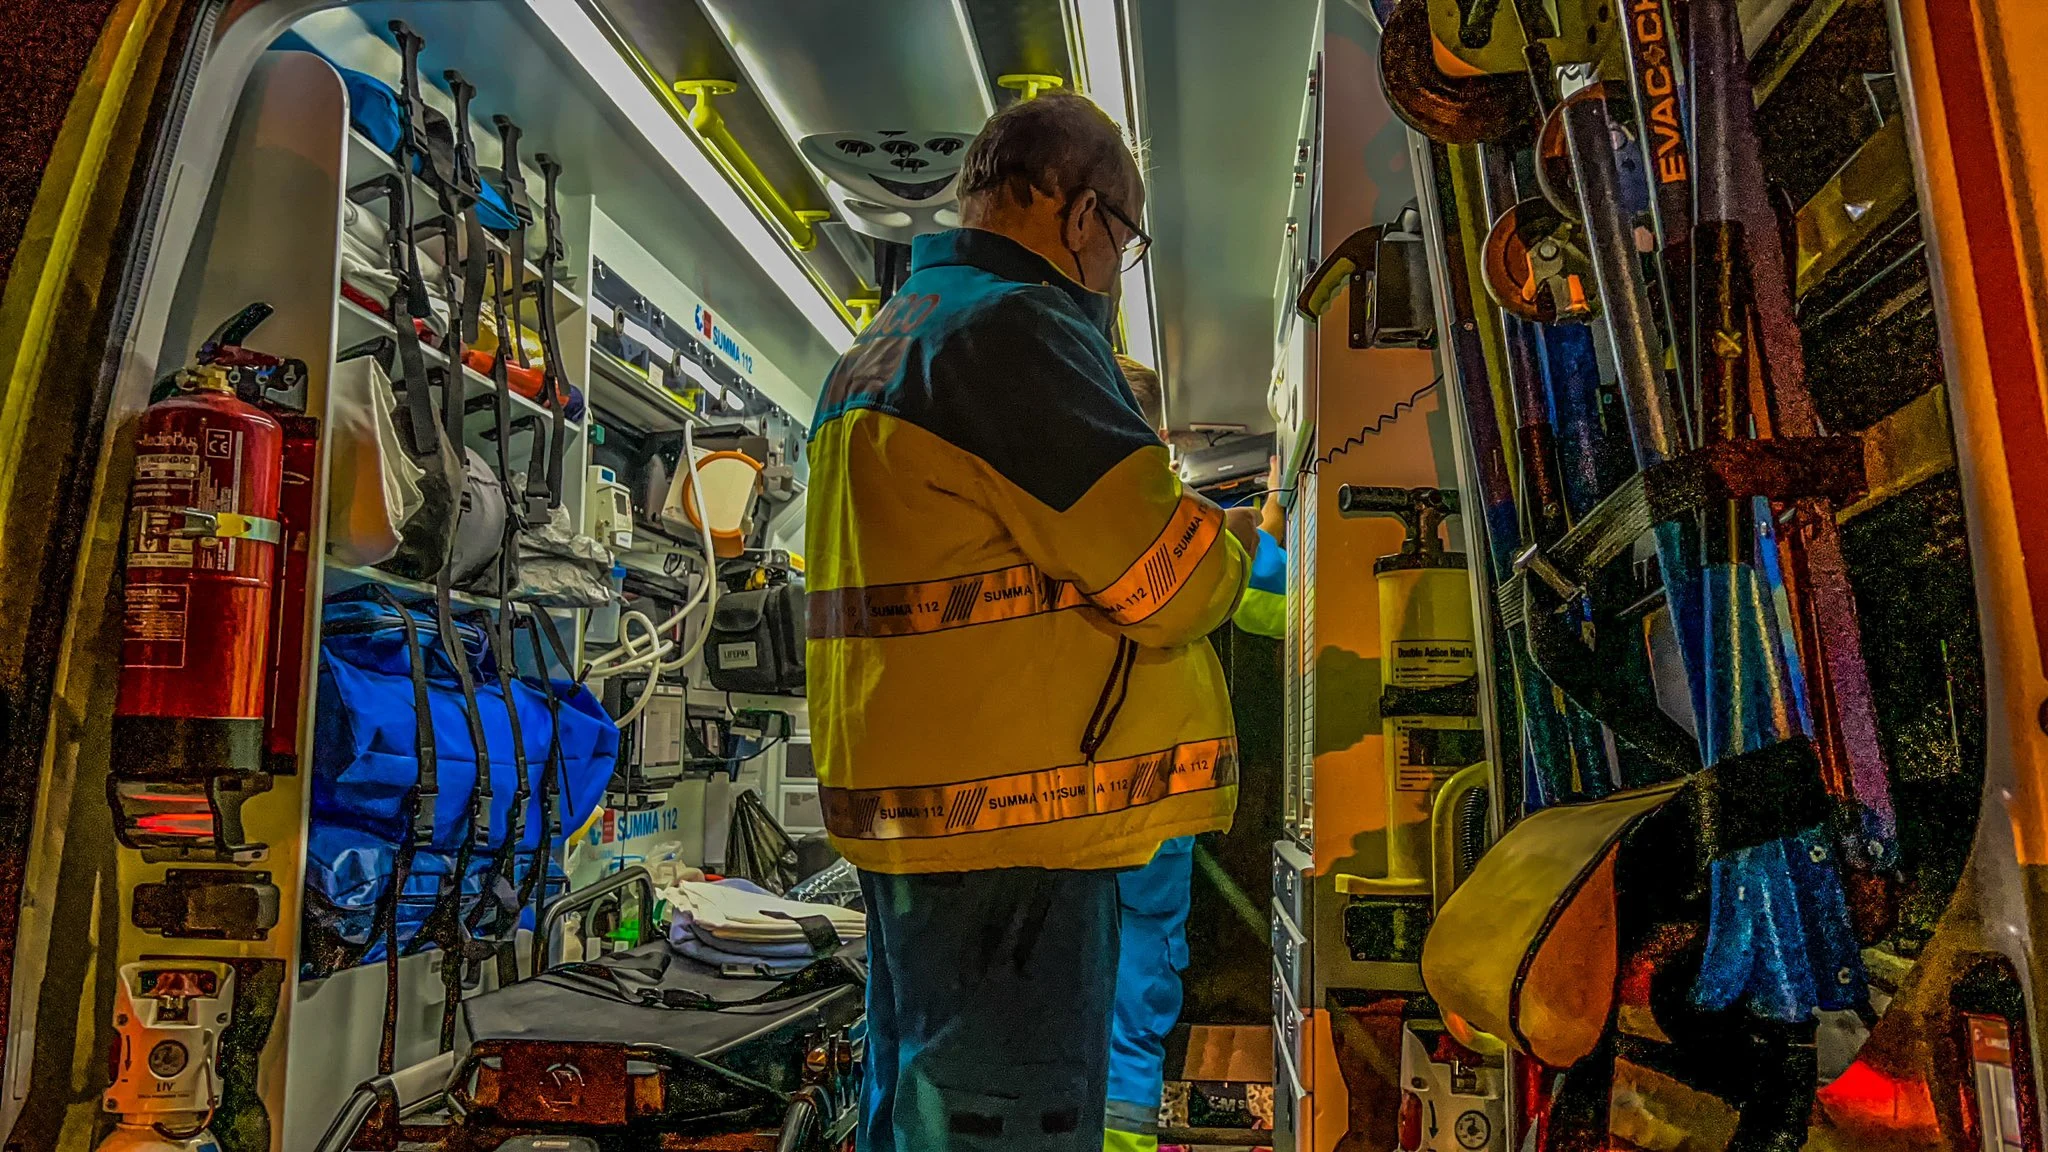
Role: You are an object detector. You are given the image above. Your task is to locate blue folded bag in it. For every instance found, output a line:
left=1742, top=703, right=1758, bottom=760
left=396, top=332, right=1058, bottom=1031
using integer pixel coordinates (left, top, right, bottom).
left=270, top=33, right=524, bottom=233
left=307, top=591, right=616, bottom=970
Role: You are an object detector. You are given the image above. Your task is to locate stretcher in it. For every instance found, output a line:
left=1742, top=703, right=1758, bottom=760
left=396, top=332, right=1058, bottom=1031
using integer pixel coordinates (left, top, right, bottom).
left=313, top=868, right=863, bottom=1152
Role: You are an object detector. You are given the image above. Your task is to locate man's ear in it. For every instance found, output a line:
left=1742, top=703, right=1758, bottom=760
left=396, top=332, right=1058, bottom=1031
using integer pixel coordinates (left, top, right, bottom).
left=1060, top=187, right=1099, bottom=249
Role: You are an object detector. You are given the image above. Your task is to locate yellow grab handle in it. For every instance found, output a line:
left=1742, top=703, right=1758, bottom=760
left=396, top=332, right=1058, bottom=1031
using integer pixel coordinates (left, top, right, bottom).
left=1334, top=872, right=1430, bottom=896
left=1430, top=761, right=1493, bottom=912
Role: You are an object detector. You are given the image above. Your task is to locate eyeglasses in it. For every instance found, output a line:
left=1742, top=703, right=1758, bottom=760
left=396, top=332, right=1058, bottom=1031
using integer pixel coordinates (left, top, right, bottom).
left=1095, top=198, right=1152, bottom=271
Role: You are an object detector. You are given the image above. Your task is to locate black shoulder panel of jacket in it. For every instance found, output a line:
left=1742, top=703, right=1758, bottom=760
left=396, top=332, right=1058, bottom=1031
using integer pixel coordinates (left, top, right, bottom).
left=810, top=260, right=1159, bottom=513
left=924, top=285, right=1158, bottom=512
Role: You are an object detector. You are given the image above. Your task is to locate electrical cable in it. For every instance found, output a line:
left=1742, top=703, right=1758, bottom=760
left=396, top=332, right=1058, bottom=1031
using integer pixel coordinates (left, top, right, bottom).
left=684, top=734, right=787, bottom=771
left=1305, top=374, right=1441, bottom=475
left=582, top=420, right=722, bottom=724
left=1225, top=486, right=1293, bottom=508
left=1204, top=378, right=1439, bottom=512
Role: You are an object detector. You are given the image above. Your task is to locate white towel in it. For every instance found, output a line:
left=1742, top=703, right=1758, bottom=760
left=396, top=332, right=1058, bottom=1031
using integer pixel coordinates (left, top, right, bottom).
left=662, top=879, right=866, bottom=947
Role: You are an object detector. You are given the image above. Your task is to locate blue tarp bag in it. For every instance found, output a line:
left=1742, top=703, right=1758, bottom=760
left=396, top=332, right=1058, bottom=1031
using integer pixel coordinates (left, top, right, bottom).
left=306, top=589, right=615, bottom=973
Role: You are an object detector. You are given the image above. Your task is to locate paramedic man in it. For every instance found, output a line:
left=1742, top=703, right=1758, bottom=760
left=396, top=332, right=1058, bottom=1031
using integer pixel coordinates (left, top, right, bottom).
left=805, top=91, right=1257, bottom=1151
left=1103, top=354, right=1288, bottom=1152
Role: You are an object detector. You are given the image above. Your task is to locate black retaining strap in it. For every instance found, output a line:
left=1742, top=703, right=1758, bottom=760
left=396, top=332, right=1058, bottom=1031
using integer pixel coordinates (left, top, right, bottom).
left=443, top=69, right=490, bottom=351
left=489, top=254, right=547, bottom=533
left=362, top=586, right=436, bottom=1078
left=1683, top=733, right=1832, bottom=862
left=515, top=607, right=571, bottom=975
left=492, top=115, right=537, bottom=370
left=483, top=252, right=534, bottom=545
left=1493, top=436, right=1867, bottom=773
left=1516, top=577, right=1704, bottom=774
left=383, top=25, right=435, bottom=347
left=401, top=82, right=497, bottom=1030
left=426, top=560, right=493, bottom=1050
left=468, top=601, right=531, bottom=986
left=1499, top=436, right=1867, bottom=620
left=530, top=153, right=570, bottom=513
left=348, top=172, right=437, bottom=463
left=470, top=261, right=529, bottom=965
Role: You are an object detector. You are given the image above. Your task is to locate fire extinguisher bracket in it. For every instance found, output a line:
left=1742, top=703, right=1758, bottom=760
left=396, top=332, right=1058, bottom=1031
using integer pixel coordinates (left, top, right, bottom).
left=106, top=772, right=272, bottom=864
left=172, top=508, right=283, bottom=545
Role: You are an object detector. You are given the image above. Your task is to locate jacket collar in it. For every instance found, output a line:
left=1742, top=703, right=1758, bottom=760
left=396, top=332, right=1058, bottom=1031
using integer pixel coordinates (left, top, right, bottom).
left=911, top=228, right=1116, bottom=334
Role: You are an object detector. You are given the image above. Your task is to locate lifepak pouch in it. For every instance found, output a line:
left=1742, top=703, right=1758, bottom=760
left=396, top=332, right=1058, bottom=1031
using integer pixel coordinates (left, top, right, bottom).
left=339, top=63, right=405, bottom=154
left=306, top=593, right=617, bottom=968
left=705, top=581, right=806, bottom=695
left=1420, top=736, right=1832, bottom=1067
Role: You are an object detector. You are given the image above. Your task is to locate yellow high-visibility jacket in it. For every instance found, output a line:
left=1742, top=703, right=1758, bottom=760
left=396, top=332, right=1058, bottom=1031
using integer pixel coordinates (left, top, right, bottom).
left=805, top=229, right=1250, bottom=874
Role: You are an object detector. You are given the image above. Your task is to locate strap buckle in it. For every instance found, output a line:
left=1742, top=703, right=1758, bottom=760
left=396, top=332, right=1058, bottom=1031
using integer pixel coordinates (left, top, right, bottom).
left=410, top=793, right=439, bottom=846
left=174, top=508, right=283, bottom=545
left=1512, top=542, right=1581, bottom=602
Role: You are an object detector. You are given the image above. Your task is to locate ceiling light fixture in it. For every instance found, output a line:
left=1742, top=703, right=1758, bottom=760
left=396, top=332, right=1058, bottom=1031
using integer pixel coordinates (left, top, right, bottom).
left=526, top=0, right=854, bottom=353
left=1068, top=0, right=1162, bottom=374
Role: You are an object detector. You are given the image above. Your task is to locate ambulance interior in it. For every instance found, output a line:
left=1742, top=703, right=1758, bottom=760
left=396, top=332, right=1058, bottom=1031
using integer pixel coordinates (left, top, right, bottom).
left=1, top=0, right=2037, bottom=1149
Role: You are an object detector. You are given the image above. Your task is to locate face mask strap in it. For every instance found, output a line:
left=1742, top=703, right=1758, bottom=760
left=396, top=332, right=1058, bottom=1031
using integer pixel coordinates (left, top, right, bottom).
left=1061, top=189, right=1101, bottom=293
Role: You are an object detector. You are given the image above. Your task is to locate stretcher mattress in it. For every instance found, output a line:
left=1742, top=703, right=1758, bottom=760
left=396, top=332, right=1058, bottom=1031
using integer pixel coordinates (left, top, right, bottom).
left=460, top=940, right=864, bottom=1062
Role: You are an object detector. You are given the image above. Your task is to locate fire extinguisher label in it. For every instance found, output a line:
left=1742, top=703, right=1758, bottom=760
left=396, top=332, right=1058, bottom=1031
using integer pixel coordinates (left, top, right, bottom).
left=127, top=433, right=245, bottom=571
left=122, top=584, right=189, bottom=669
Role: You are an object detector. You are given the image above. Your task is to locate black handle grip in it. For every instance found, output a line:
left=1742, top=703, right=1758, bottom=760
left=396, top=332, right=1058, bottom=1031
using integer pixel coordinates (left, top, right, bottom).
left=1337, top=484, right=1461, bottom=518
left=493, top=114, right=524, bottom=174
left=206, top=302, right=274, bottom=350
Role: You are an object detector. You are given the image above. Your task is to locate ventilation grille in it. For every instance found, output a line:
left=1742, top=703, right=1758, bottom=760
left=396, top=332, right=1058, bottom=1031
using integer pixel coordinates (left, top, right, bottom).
left=872, top=173, right=955, bottom=202
left=822, top=132, right=970, bottom=176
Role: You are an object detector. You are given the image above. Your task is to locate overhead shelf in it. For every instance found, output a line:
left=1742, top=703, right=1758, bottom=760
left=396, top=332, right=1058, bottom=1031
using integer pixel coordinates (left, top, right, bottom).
left=337, top=296, right=584, bottom=437
left=324, top=561, right=503, bottom=610
left=588, top=344, right=711, bottom=432
left=346, top=128, right=585, bottom=317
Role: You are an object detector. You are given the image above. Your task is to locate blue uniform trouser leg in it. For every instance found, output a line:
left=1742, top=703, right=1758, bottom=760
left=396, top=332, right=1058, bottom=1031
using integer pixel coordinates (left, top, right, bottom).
left=858, top=867, right=1121, bottom=1152
left=1104, top=837, right=1195, bottom=1149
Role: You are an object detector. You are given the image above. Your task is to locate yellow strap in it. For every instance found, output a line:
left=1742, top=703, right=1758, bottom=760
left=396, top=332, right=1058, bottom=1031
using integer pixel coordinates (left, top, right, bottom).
left=821, top=737, right=1237, bottom=841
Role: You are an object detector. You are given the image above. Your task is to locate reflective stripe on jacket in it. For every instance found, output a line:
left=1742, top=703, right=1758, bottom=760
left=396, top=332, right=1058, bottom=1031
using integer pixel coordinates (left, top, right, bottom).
left=806, top=229, right=1249, bottom=874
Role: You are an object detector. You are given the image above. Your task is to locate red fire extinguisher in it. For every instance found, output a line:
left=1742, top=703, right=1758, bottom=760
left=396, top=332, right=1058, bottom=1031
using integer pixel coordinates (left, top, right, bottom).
left=112, top=364, right=284, bottom=778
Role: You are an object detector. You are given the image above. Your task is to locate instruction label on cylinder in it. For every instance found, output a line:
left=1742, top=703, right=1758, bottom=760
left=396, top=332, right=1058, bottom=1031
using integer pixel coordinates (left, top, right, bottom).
left=122, top=585, right=190, bottom=670
left=1390, top=637, right=1479, bottom=791
left=1390, top=639, right=1475, bottom=686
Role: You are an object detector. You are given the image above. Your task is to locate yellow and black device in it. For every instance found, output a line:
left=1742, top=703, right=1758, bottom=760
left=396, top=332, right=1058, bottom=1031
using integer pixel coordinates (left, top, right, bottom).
left=1332, top=486, right=1488, bottom=961
left=1296, top=208, right=1439, bottom=350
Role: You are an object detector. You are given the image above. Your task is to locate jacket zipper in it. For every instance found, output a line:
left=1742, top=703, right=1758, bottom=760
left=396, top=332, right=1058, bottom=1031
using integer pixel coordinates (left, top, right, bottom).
left=1079, top=636, right=1139, bottom=763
